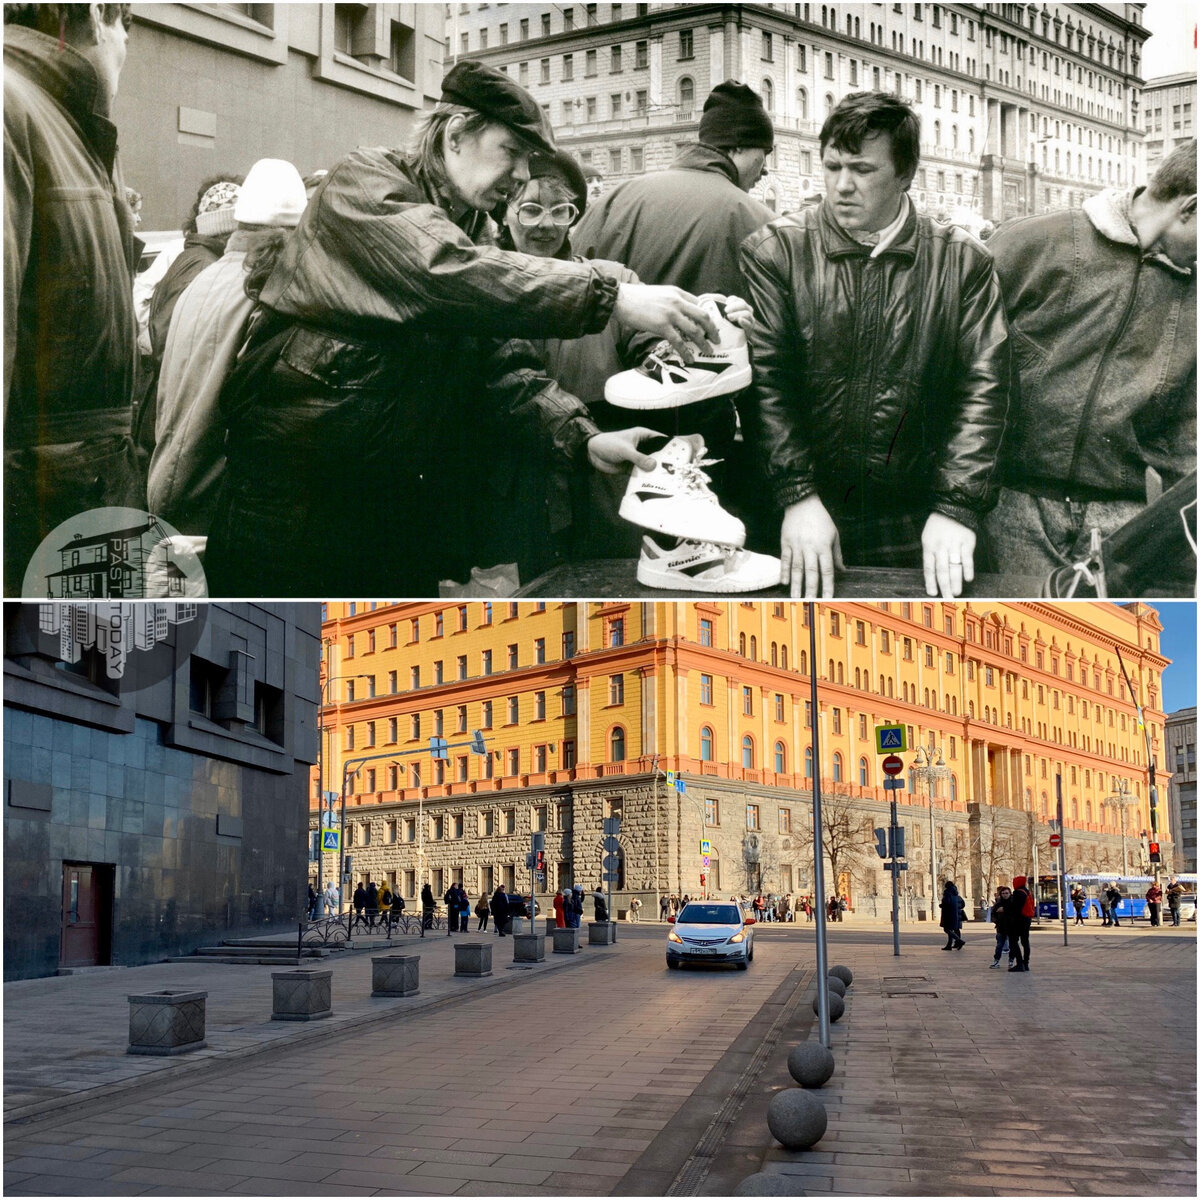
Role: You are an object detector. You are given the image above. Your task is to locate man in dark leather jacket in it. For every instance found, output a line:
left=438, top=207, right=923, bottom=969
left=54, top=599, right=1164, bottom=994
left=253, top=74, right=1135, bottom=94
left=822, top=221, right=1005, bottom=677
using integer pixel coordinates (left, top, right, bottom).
left=205, top=60, right=715, bottom=597
left=741, top=92, right=1012, bottom=598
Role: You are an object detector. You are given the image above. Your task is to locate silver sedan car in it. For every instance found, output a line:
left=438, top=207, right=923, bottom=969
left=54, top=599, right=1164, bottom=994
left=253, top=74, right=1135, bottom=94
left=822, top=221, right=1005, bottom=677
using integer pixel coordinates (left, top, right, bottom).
left=666, top=901, right=755, bottom=970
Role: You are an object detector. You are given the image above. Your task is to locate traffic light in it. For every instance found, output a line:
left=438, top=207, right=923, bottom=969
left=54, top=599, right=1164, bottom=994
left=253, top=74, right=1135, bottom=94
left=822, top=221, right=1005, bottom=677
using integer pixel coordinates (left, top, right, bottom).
left=874, top=828, right=888, bottom=859
left=1148, top=841, right=1161, bottom=863
left=890, top=827, right=906, bottom=859
left=699, top=873, right=706, bottom=887
left=470, top=729, right=487, bottom=755
left=534, top=849, right=545, bottom=871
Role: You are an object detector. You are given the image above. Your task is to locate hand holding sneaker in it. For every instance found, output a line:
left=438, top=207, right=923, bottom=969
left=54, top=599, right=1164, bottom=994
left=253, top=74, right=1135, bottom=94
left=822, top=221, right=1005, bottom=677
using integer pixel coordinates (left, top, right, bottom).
left=614, top=282, right=717, bottom=360
left=586, top=427, right=662, bottom=475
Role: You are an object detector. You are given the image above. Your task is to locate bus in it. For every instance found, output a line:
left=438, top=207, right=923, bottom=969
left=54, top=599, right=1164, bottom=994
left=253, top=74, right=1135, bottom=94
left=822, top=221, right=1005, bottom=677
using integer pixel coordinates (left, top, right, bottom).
left=1035, top=874, right=1198, bottom=921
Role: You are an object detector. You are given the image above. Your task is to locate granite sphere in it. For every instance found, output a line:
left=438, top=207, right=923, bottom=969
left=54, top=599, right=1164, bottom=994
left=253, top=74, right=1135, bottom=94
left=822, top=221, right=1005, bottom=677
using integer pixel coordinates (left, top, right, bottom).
left=787, top=1041, right=835, bottom=1087
left=766, top=1087, right=828, bottom=1150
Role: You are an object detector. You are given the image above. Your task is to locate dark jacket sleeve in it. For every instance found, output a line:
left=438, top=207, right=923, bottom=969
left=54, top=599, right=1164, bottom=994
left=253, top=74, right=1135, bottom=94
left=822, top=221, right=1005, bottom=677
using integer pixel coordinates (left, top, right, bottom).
left=740, top=229, right=817, bottom=509
left=275, top=150, right=619, bottom=341
left=933, top=245, right=1013, bottom=527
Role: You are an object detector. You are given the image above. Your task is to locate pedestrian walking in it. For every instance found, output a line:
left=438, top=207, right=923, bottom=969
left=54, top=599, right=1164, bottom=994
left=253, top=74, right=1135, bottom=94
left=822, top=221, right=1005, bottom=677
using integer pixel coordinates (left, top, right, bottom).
left=553, top=889, right=566, bottom=928
left=989, top=886, right=1013, bottom=968
left=1166, top=878, right=1185, bottom=926
left=1071, top=884, right=1087, bottom=925
left=629, top=897, right=642, bottom=922
left=1145, top=880, right=1163, bottom=927
left=1008, top=876, right=1034, bottom=972
left=306, top=884, right=319, bottom=921
left=491, top=884, right=510, bottom=936
left=352, top=882, right=366, bottom=930
left=324, top=880, right=339, bottom=917
left=443, top=882, right=458, bottom=932
left=1099, top=889, right=1112, bottom=926
left=475, top=894, right=490, bottom=932
left=827, top=896, right=840, bottom=923
left=364, top=880, right=379, bottom=931
left=940, top=881, right=966, bottom=950
left=803, top=896, right=813, bottom=922
left=421, top=883, right=435, bottom=931
left=1105, top=883, right=1124, bottom=927
left=659, top=894, right=670, bottom=921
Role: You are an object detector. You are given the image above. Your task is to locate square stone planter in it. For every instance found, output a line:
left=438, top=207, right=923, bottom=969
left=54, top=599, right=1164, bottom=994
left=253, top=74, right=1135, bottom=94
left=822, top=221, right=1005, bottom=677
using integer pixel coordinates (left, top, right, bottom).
left=271, top=968, right=332, bottom=1021
left=544, top=917, right=558, bottom=937
left=513, top=932, right=545, bottom=963
left=588, top=921, right=617, bottom=945
left=454, top=941, right=492, bottom=978
left=371, top=954, right=420, bottom=998
left=127, top=989, right=207, bottom=1056
left=552, top=926, right=581, bottom=954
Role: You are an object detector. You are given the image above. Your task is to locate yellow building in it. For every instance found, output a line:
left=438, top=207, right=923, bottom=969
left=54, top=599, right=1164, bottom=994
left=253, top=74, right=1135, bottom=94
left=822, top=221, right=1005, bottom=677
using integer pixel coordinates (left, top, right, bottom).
left=314, top=601, right=1171, bottom=915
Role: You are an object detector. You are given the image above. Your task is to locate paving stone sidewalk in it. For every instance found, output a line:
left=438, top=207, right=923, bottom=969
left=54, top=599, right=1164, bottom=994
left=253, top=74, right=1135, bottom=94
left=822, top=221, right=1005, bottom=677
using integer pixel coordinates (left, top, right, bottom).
left=689, top=924, right=1197, bottom=1197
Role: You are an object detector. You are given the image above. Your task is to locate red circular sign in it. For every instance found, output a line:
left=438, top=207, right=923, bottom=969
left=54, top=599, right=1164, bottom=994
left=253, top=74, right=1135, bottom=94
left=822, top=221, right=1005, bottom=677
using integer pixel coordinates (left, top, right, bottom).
left=881, top=754, right=904, bottom=776
left=1049, top=833, right=1062, bottom=847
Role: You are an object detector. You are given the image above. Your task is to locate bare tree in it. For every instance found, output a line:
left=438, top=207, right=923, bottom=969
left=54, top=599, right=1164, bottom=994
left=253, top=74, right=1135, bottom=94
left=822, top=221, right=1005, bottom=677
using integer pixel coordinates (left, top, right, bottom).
left=793, top=791, right=875, bottom=903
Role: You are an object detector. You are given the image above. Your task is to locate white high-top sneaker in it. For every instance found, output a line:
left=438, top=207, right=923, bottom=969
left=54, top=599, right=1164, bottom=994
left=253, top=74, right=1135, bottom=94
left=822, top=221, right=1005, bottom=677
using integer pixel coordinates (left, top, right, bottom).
left=605, top=293, right=752, bottom=410
left=618, top=434, right=745, bottom=547
left=636, top=534, right=781, bottom=593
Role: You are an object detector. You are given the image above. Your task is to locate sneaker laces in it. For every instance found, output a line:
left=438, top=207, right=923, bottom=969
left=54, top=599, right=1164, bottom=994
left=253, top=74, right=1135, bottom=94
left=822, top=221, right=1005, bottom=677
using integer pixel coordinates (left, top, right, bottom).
left=675, top=458, right=723, bottom=499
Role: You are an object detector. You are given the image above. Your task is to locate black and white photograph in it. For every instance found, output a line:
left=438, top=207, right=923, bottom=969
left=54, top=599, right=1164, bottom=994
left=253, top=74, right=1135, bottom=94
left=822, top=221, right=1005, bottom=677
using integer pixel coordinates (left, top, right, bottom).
left=3, top=2, right=1195, bottom=600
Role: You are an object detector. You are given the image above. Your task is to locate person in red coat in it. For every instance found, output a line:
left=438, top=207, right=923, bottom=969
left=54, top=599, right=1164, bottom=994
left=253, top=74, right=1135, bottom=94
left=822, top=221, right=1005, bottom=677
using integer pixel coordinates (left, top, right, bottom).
left=553, top=889, right=566, bottom=928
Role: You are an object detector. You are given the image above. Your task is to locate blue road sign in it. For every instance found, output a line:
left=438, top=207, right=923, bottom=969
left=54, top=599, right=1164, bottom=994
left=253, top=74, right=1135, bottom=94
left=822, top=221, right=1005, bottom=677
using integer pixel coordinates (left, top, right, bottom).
left=321, top=829, right=341, bottom=852
left=875, top=724, right=907, bottom=752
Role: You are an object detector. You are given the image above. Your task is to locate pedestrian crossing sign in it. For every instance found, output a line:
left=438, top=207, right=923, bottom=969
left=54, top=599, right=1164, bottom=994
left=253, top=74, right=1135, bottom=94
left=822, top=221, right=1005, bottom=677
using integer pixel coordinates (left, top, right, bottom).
left=875, top=724, right=907, bottom=754
left=321, top=829, right=341, bottom=852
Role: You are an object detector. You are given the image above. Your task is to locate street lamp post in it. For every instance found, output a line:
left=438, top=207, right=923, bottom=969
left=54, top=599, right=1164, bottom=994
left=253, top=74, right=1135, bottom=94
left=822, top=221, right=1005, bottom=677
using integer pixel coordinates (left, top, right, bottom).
left=911, top=739, right=950, bottom=915
left=1106, top=781, right=1139, bottom=876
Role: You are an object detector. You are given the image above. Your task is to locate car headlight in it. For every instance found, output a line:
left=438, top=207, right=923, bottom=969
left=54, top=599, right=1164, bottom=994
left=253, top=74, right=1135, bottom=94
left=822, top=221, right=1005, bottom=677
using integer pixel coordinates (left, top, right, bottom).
left=728, top=931, right=746, bottom=943
left=668, top=931, right=684, bottom=944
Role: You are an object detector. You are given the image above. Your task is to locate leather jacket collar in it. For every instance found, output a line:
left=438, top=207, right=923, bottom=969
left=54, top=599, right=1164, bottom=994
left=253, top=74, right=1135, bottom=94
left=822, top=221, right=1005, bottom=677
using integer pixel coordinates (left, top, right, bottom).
left=670, top=143, right=742, bottom=188
left=818, top=195, right=919, bottom=263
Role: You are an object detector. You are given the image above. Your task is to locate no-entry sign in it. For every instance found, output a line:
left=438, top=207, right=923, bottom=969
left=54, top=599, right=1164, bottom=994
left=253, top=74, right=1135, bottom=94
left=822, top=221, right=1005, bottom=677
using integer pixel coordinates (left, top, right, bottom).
left=881, top=754, right=904, bottom=776
left=1049, top=833, right=1062, bottom=847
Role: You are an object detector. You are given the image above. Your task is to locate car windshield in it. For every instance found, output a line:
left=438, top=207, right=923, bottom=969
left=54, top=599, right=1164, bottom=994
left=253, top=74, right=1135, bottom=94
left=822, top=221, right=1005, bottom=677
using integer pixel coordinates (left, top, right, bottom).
left=679, top=904, right=741, bottom=924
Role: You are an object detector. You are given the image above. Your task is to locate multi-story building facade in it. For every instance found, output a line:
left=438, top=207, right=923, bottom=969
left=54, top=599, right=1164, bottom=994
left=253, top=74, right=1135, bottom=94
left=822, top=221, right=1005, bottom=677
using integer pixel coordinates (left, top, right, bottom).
left=1166, top=706, right=1196, bottom=875
left=448, top=2, right=1149, bottom=224
left=4, top=603, right=321, bottom=980
left=118, top=4, right=445, bottom=228
left=314, top=600, right=1171, bottom=918
left=1142, top=71, right=1195, bottom=175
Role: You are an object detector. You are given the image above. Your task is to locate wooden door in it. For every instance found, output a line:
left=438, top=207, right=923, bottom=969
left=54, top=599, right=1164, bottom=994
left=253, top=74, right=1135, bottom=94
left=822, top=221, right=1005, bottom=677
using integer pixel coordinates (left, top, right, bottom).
left=61, top=864, right=100, bottom=967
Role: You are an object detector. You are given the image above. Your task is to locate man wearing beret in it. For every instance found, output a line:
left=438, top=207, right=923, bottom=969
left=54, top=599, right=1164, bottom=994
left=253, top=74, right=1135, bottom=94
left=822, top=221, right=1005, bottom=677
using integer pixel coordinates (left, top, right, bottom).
left=572, top=81, right=776, bottom=469
left=205, top=60, right=715, bottom=596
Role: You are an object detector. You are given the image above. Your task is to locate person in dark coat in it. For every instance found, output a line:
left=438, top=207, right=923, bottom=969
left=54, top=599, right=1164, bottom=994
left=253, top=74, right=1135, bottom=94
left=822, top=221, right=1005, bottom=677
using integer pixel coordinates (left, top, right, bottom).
left=307, top=884, right=319, bottom=921
left=475, top=893, right=490, bottom=931
left=364, top=880, right=379, bottom=930
left=741, top=91, right=1012, bottom=598
left=573, top=80, right=775, bottom=488
left=352, top=882, right=367, bottom=930
left=592, top=887, right=609, bottom=923
left=204, top=59, right=716, bottom=597
left=3, top=4, right=142, bottom=593
left=989, top=886, right=1013, bottom=967
left=1104, top=883, right=1124, bottom=928
left=567, top=884, right=584, bottom=929
left=940, top=881, right=966, bottom=950
left=491, top=884, right=510, bottom=936
left=1007, top=876, right=1034, bottom=971
left=421, top=882, right=435, bottom=930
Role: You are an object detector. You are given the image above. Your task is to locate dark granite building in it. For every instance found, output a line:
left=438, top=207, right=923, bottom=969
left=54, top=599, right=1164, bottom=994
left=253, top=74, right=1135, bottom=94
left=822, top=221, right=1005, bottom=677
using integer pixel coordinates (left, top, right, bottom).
left=3, top=603, right=320, bottom=980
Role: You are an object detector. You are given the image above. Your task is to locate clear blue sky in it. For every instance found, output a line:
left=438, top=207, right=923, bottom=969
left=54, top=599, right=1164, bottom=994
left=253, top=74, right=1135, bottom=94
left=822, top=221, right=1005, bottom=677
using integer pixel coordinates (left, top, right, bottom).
left=1156, top=602, right=1197, bottom=714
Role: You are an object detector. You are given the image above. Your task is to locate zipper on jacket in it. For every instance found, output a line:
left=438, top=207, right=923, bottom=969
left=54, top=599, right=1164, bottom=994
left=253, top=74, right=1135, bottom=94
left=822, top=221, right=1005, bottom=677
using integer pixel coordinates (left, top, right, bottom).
left=1063, top=256, right=1142, bottom=497
left=855, top=258, right=884, bottom=514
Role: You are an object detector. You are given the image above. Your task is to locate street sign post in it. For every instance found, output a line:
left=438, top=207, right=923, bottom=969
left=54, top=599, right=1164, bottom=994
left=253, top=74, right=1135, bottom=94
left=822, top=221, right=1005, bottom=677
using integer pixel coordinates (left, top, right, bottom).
left=602, top=816, right=621, bottom=924
left=1049, top=833, right=1062, bottom=848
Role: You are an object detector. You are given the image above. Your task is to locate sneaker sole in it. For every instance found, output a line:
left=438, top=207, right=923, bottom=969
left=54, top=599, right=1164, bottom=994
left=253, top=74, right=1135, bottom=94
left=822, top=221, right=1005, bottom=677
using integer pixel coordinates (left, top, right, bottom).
left=606, top=361, right=752, bottom=410
left=619, top=495, right=745, bottom=548
left=637, top=558, right=778, bottom=593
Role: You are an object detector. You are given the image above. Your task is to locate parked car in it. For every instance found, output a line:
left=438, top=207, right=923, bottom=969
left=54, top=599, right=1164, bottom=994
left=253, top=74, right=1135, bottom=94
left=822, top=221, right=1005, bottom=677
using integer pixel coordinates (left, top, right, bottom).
left=506, top=894, right=540, bottom=919
left=1177, top=894, right=1196, bottom=922
left=666, top=901, right=755, bottom=970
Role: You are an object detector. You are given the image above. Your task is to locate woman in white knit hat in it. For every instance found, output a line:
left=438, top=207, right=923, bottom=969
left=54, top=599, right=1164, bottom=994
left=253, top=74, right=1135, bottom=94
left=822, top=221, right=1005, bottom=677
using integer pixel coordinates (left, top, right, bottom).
left=148, top=158, right=307, bottom=547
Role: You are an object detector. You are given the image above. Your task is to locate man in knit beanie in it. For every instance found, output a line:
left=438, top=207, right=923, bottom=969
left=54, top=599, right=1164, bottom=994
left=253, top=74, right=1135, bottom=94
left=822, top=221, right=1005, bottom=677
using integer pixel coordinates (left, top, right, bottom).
left=572, top=80, right=776, bottom=489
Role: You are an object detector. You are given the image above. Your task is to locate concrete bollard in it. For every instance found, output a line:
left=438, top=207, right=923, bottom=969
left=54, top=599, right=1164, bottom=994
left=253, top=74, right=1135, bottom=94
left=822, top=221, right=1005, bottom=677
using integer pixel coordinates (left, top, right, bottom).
left=766, top=1087, right=828, bottom=1150
left=271, top=969, right=332, bottom=1021
left=127, top=989, right=207, bottom=1056
left=544, top=917, right=558, bottom=937
left=826, top=974, right=847, bottom=997
left=788, top=1041, right=835, bottom=1087
left=513, top=932, right=545, bottom=963
left=829, top=964, right=853, bottom=987
left=812, top=990, right=845, bottom=1022
left=588, top=921, right=617, bottom=945
left=454, top=941, right=493, bottom=978
left=371, top=954, right=420, bottom=998
left=733, top=1172, right=798, bottom=1195
left=552, top=926, right=581, bottom=954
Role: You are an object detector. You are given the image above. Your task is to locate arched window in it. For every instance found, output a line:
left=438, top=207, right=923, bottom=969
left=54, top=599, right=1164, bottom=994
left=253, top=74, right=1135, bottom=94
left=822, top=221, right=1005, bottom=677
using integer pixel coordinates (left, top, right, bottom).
left=1085, top=800, right=1092, bottom=822
left=968, top=700, right=975, bottom=718
left=771, top=642, right=778, bottom=667
left=855, top=668, right=861, bottom=688
left=678, top=76, right=695, bottom=112
left=832, top=752, right=843, bottom=782
left=824, top=92, right=835, bottom=116
left=764, top=187, right=777, bottom=212
left=950, top=775, right=958, bottom=803
left=804, top=746, right=813, bottom=778
left=781, top=645, right=789, bottom=670
left=750, top=635, right=758, bottom=659
left=774, top=741, right=786, bottom=773
left=742, top=735, right=755, bottom=769
left=859, top=756, right=869, bottom=786
left=828, top=658, right=835, bottom=679
left=762, top=77, right=774, bottom=112
left=797, top=86, right=809, bottom=120
left=952, top=123, right=959, bottom=149
left=879, top=673, right=886, bottom=693
left=700, top=725, right=714, bottom=762
left=799, top=649, right=806, bottom=672
left=887, top=678, right=894, bottom=698
left=837, top=662, right=844, bottom=684
left=934, top=119, right=942, bottom=145
left=610, top=726, right=626, bottom=762
left=1071, top=797, right=1079, bottom=820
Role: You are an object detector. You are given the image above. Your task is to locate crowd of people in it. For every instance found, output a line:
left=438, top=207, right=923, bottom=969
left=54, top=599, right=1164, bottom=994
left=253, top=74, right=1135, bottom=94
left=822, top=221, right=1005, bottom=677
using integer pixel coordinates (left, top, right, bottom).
left=5, top=5, right=1194, bottom=599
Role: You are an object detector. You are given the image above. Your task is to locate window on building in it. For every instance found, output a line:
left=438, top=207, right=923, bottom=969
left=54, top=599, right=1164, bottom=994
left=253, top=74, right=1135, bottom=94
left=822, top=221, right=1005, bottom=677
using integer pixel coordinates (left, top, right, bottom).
left=700, top=673, right=713, bottom=704
left=534, top=691, right=546, bottom=720
left=775, top=742, right=787, bottom=774
left=701, top=726, right=714, bottom=761
left=705, top=796, right=719, bottom=825
left=678, top=28, right=693, bottom=59
left=562, top=738, right=576, bottom=768
left=746, top=802, right=760, bottom=830
left=699, top=617, right=713, bottom=646
left=635, top=39, right=647, bottom=68
left=742, top=735, right=755, bottom=769
left=610, top=726, right=626, bottom=761
left=609, top=674, right=624, bottom=704
left=609, top=616, right=625, bottom=647
left=743, top=686, right=754, bottom=716
left=561, top=684, right=576, bottom=716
